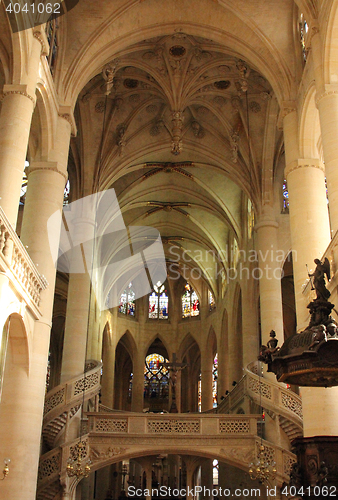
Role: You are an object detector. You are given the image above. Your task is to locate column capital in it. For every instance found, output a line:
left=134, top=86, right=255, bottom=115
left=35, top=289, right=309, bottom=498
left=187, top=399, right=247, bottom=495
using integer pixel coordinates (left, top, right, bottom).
left=26, top=161, right=68, bottom=184
left=315, top=84, right=338, bottom=106
left=284, top=158, right=325, bottom=178
left=277, top=101, right=297, bottom=129
left=32, top=27, right=49, bottom=57
left=58, top=106, right=77, bottom=136
left=1, top=84, right=36, bottom=106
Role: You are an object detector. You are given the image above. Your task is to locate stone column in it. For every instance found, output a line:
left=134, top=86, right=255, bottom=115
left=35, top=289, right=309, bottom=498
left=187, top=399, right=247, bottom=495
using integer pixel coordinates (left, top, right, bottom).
left=0, top=31, right=47, bottom=227
left=311, top=29, right=338, bottom=234
left=0, top=115, right=71, bottom=500
left=283, top=104, right=338, bottom=437
left=131, top=351, right=144, bottom=412
left=101, top=329, right=116, bottom=408
left=60, top=271, right=92, bottom=383
left=255, top=211, right=284, bottom=344
left=283, top=109, right=331, bottom=329
left=241, top=280, right=259, bottom=367
left=200, top=349, right=213, bottom=411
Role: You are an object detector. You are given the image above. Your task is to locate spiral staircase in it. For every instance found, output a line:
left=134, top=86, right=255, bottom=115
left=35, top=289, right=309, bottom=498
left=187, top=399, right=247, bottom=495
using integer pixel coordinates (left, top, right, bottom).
left=36, top=361, right=302, bottom=500
left=217, top=362, right=303, bottom=442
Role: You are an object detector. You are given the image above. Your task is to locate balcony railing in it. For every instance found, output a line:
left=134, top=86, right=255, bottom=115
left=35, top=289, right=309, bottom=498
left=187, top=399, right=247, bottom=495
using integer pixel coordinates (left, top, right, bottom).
left=0, top=206, right=48, bottom=310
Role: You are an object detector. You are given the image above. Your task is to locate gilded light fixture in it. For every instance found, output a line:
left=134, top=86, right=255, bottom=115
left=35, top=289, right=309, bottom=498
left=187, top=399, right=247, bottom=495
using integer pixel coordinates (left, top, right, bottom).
left=1, top=458, right=10, bottom=480
left=248, top=445, right=276, bottom=483
left=66, top=442, right=91, bottom=478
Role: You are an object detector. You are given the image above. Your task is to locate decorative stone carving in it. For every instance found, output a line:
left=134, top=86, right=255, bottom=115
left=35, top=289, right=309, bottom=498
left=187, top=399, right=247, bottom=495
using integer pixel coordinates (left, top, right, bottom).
left=102, top=60, right=119, bottom=95
left=90, top=446, right=128, bottom=462
left=95, top=101, right=106, bottom=113
left=147, top=419, right=200, bottom=433
left=116, top=123, right=127, bottom=155
left=219, top=419, right=250, bottom=434
left=230, top=132, right=240, bottom=163
left=171, top=111, right=184, bottom=155
left=249, top=101, right=261, bottom=113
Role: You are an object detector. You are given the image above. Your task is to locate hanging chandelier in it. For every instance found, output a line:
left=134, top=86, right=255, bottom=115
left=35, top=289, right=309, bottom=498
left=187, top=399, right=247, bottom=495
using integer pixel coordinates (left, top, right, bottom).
left=248, top=445, right=276, bottom=483
left=66, top=441, right=91, bottom=478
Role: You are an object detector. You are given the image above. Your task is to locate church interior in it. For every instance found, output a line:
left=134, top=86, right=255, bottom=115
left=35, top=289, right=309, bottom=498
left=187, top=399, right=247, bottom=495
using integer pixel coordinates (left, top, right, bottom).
left=1, top=0, right=338, bottom=499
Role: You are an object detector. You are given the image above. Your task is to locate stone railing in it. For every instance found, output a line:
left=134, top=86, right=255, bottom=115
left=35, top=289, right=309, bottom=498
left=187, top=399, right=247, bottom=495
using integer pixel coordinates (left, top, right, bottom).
left=43, top=360, right=102, bottom=423
left=217, top=362, right=303, bottom=425
left=0, top=206, right=48, bottom=309
left=38, top=417, right=296, bottom=494
left=87, top=412, right=260, bottom=436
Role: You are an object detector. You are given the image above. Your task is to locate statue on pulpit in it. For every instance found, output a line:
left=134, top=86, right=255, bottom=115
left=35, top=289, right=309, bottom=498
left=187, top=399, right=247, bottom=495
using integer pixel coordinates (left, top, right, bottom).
left=308, top=258, right=331, bottom=301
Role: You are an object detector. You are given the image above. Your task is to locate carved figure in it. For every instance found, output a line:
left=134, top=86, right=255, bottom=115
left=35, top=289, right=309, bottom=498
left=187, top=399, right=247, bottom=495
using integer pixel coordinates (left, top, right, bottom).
left=317, top=461, right=328, bottom=486
left=308, top=324, right=327, bottom=349
left=258, top=330, right=279, bottom=363
left=289, top=463, right=302, bottom=488
left=308, top=258, right=331, bottom=301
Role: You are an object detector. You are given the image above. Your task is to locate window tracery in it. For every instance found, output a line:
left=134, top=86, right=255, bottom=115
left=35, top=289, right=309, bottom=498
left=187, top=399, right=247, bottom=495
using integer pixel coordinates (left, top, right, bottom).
left=299, top=13, right=308, bottom=62
left=182, top=283, right=199, bottom=318
left=119, top=282, right=136, bottom=316
left=208, top=290, right=216, bottom=311
left=213, top=459, right=219, bottom=485
left=248, top=198, right=254, bottom=239
left=149, top=281, right=168, bottom=319
left=144, top=353, right=169, bottom=399
left=198, top=372, right=201, bottom=412
left=46, top=18, right=59, bottom=76
left=213, top=353, right=218, bottom=408
left=282, top=179, right=289, bottom=213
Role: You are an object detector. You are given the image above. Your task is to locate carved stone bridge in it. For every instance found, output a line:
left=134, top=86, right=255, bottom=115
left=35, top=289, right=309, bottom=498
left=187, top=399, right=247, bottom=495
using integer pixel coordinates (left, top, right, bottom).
left=38, top=412, right=296, bottom=499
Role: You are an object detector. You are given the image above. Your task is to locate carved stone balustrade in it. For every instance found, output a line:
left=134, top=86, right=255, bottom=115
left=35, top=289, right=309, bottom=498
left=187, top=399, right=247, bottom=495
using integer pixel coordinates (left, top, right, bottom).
left=217, top=362, right=303, bottom=441
left=42, top=360, right=102, bottom=448
left=0, top=206, right=48, bottom=312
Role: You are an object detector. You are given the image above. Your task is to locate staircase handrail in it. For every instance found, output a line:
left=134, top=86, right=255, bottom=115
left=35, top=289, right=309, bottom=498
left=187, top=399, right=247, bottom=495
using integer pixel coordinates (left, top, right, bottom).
left=43, top=360, right=102, bottom=425
left=217, top=362, right=303, bottom=427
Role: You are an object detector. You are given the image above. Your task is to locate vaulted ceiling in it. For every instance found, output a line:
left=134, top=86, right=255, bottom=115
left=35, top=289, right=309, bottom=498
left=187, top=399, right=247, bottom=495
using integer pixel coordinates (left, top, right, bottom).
left=70, top=31, right=283, bottom=296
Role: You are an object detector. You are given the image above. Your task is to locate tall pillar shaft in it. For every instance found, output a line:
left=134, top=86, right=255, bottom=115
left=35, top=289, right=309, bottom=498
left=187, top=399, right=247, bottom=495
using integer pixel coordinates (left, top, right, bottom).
left=101, top=331, right=116, bottom=408
left=311, top=30, right=338, bottom=234
left=255, top=214, right=284, bottom=344
left=285, top=159, right=330, bottom=328
left=0, top=36, right=42, bottom=227
left=131, top=353, right=144, bottom=412
left=201, top=351, right=213, bottom=411
left=241, top=282, right=259, bottom=367
left=283, top=105, right=338, bottom=437
left=0, top=116, right=71, bottom=500
left=61, top=272, right=92, bottom=382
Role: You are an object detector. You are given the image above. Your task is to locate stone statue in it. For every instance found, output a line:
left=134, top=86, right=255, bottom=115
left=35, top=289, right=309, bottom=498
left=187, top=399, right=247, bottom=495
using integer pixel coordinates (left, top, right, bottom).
left=308, top=258, right=331, bottom=301
left=258, top=330, right=279, bottom=363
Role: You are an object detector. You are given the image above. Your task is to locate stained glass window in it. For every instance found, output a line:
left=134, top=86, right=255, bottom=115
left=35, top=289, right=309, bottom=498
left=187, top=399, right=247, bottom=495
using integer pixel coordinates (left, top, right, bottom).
left=198, top=372, right=201, bottom=412
left=213, top=353, right=218, bottom=408
left=46, top=18, right=59, bottom=76
left=282, top=179, right=289, bottom=213
left=144, top=353, right=169, bottom=398
left=232, top=239, right=239, bottom=268
left=299, top=13, right=308, bottom=62
left=63, top=180, right=70, bottom=206
left=149, top=281, right=168, bottom=319
left=209, top=290, right=216, bottom=311
left=19, top=161, right=29, bottom=206
left=119, top=282, right=136, bottom=316
left=182, top=283, right=200, bottom=318
left=213, top=460, right=219, bottom=485
left=248, top=198, right=254, bottom=239
left=129, top=372, right=133, bottom=398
